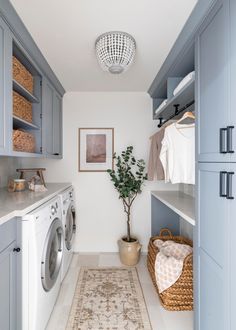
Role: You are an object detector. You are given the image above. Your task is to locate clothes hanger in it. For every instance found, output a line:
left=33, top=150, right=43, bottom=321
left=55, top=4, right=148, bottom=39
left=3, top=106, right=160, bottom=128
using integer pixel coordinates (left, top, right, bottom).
left=176, top=111, right=195, bottom=128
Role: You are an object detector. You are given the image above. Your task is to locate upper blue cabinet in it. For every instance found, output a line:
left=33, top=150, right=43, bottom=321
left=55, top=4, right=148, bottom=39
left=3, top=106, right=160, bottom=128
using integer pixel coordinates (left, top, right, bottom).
left=0, top=1, right=65, bottom=158
left=42, top=78, right=62, bottom=158
left=195, top=0, right=236, bottom=162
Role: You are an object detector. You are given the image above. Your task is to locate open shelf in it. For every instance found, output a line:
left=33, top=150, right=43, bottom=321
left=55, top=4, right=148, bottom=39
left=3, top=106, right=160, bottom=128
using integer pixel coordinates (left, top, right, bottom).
left=13, top=79, right=39, bottom=103
left=13, top=115, right=39, bottom=130
left=151, top=190, right=195, bottom=226
left=12, top=41, right=43, bottom=156
left=154, top=78, right=195, bottom=120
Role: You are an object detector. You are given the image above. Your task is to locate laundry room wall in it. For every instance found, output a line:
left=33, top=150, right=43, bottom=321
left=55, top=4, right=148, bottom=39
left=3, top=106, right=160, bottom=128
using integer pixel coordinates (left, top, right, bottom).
left=21, top=92, right=177, bottom=252
left=0, top=157, right=22, bottom=187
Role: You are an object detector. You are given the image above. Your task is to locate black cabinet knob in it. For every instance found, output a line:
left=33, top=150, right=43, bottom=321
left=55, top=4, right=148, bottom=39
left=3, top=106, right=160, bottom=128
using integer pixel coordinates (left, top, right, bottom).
left=13, top=247, right=21, bottom=253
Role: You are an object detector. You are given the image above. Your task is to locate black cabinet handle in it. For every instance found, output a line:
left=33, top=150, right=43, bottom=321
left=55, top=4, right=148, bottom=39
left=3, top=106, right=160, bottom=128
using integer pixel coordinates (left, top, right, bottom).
left=227, top=172, right=234, bottom=200
left=220, top=128, right=227, bottom=153
left=227, top=126, right=234, bottom=153
left=13, top=247, right=21, bottom=253
left=220, top=171, right=227, bottom=197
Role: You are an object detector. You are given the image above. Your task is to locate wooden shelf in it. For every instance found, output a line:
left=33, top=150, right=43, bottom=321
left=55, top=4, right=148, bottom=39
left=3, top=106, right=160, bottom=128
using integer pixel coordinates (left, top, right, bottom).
left=151, top=190, right=195, bottom=226
left=13, top=115, right=39, bottom=130
left=13, top=79, right=39, bottom=103
left=154, top=78, right=195, bottom=120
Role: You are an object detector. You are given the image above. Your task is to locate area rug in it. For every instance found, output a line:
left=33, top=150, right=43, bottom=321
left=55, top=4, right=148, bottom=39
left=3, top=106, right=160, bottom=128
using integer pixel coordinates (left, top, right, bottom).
left=66, top=267, right=152, bottom=330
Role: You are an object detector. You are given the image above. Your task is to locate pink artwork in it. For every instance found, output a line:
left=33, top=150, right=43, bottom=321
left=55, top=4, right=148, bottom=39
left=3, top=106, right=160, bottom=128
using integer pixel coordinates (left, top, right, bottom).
left=86, top=134, right=106, bottom=163
left=79, top=128, right=114, bottom=172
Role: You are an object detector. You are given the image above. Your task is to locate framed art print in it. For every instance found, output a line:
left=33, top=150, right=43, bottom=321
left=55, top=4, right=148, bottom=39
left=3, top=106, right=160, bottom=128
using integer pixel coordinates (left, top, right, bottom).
left=79, top=128, right=114, bottom=172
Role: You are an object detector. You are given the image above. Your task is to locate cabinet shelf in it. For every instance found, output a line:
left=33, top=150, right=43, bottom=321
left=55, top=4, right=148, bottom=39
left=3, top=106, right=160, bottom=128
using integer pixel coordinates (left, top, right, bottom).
left=13, top=79, right=39, bottom=103
left=13, top=115, right=39, bottom=130
left=154, top=78, right=195, bottom=120
left=151, top=190, right=195, bottom=226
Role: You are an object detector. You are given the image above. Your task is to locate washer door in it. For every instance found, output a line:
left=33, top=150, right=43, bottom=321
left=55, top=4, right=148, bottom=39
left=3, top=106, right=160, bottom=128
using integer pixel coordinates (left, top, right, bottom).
left=65, top=203, right=76, bottom=251
left=41, top=218, right=63, bottom=292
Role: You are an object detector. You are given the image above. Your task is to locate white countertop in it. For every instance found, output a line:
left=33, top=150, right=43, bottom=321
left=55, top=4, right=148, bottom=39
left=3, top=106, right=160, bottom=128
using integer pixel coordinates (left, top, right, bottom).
left=0, top=183, right=71, bottom=226
left=151, top=190, right=195, bottom=226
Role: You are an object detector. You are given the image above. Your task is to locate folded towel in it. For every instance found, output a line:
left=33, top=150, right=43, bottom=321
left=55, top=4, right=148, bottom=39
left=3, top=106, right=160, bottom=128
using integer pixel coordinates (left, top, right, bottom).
left=155, top=99, right=167, bottom=114
left=154, top=239, right=192, bottom=293
left=173, top=71, right=195, bottom=96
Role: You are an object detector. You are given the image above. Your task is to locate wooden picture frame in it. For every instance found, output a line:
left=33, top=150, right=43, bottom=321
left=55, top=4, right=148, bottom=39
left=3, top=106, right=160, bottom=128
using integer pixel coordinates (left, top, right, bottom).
left=78, top=128, right=114, bottom=172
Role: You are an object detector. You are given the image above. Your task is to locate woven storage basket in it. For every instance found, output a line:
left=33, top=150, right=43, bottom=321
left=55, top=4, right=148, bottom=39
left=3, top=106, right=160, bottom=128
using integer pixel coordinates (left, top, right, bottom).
left=13, top=56, right=34, bottom=93
left=13, top=129, right=35, bottom=153
left=13, top=91, right=32, bottom=123
left=147, top=228, right=193, bottom=311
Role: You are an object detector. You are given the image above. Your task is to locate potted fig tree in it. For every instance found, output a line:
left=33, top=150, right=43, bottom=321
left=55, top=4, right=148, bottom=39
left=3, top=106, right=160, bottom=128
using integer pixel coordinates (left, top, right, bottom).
left=107, top=146, right=147, bottom=266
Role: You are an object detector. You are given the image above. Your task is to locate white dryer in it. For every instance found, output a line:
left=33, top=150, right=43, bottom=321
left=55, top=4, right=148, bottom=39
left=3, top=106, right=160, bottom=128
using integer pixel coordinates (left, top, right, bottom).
left=59, top=186, right=76, bottom=281
left=21, top=196, right=63, bottom=330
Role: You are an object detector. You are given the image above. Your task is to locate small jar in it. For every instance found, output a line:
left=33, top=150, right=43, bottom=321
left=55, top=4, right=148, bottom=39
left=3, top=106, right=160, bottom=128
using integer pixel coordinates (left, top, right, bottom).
left=14, top=179, right=26, bottom=192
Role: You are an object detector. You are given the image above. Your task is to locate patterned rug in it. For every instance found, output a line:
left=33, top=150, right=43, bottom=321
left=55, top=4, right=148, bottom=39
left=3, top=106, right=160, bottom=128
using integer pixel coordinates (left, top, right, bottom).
left=66, top=267, right=152, bottom=330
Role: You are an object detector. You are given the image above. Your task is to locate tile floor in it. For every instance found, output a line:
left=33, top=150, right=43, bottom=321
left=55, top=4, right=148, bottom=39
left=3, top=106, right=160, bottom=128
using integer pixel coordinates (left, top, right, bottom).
left=46, top=253, right=193, bottom=330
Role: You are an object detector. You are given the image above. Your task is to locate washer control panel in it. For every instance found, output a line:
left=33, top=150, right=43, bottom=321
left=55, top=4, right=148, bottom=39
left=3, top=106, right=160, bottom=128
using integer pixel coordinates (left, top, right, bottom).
left=51, top=205, right=57, bottom=215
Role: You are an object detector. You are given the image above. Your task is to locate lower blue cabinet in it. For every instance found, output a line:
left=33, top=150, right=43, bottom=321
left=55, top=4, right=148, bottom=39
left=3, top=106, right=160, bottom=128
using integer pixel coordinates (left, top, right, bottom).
left=0, top=219, right=19, bottom=330
left=196, top=162, right=235, bottom=329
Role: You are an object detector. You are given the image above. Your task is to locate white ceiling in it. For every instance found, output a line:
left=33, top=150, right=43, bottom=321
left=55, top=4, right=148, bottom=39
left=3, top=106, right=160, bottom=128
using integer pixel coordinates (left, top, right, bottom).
left=10, top=0, right=197, bottom=92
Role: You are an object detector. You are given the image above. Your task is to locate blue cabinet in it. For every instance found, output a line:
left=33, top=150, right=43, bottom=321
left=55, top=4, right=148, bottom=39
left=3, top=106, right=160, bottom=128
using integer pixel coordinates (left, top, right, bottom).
left=0, top=219, right=20, bottom=330
left=196, top=0, right=234, bottom=163
left=196, top=162, right=233, bottom=330
left=195, top=1, right=236, bottom=328
left=52, top=92, right=62, bottom=157
left=42, top=78, right=62, bottom=158
left=0, top=17, right=12, bottom=155
left=0, top=1, right=65, bottom=158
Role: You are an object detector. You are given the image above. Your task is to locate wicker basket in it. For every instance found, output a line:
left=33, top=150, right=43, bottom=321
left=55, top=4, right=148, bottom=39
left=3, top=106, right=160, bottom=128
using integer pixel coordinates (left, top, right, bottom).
left=13, top=129, right=35, bottom=153
left=13, top=91, right=33, bottom=123
left=13, top=56, right=34, bottom=93
left=147, top=228, right=193, bottom=311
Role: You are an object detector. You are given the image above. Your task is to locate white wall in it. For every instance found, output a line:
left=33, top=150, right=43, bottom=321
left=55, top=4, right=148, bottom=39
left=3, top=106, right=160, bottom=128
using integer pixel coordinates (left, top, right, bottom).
left=22, top=92, right=176, bottom=252
left=0, top=157, right=22, bottom=187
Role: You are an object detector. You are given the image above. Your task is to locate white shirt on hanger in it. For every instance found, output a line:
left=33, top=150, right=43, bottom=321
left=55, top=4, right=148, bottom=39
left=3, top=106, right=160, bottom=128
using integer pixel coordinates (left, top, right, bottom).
left=160, top=123, right=195, bottom=184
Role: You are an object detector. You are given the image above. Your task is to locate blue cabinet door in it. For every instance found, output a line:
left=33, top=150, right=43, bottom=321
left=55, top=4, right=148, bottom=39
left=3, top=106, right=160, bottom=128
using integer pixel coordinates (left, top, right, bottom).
left=196, top=0, right=233, bottom=162
left=42, top=78, right=62, bottom=158
left=0, top=241, right=17, bottom=330
left=195, top=162, right=234, bottom=329
left=0, top=218, right=19, bottom=330
left=0, top=17, right=12, bottom=155
left=228, top=163, right=236, bottom=328
left=52, top=92, right=62, bottom=158
left=42, top=78, right=54, bottom=156
left=229, top=0, right=236, bottom=163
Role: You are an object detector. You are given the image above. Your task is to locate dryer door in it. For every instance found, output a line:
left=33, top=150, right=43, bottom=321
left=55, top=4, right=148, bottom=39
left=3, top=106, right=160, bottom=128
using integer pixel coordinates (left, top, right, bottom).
left=41, top=218, right=63, bottom=291
left=65, top=203, right=76, bottom=251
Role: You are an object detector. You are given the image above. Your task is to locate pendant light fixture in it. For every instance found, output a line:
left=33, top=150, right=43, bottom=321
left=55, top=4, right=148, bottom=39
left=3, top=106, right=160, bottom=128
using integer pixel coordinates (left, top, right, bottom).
left=95, top=31, right=136, bottom=74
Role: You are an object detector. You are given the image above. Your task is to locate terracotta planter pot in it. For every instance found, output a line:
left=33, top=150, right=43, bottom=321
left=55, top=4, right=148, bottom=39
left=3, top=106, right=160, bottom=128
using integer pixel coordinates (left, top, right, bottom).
left=118, top=237, right=142, bottom=266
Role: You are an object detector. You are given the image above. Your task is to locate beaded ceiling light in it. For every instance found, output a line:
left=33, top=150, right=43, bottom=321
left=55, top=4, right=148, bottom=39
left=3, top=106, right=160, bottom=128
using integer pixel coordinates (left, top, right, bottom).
left=95, top=31, right=136, bottom=74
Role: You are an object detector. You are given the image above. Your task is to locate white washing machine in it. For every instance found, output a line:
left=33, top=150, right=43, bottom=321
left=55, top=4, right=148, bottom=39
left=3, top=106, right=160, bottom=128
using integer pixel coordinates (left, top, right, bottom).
left=59, top=186, right=76, bottom=281
left=21, top=196, right=63, bottom=330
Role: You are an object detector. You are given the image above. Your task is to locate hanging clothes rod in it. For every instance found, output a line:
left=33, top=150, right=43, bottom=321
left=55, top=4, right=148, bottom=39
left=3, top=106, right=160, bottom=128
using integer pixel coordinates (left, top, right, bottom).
left=158, top=100, right=195, bottom=128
